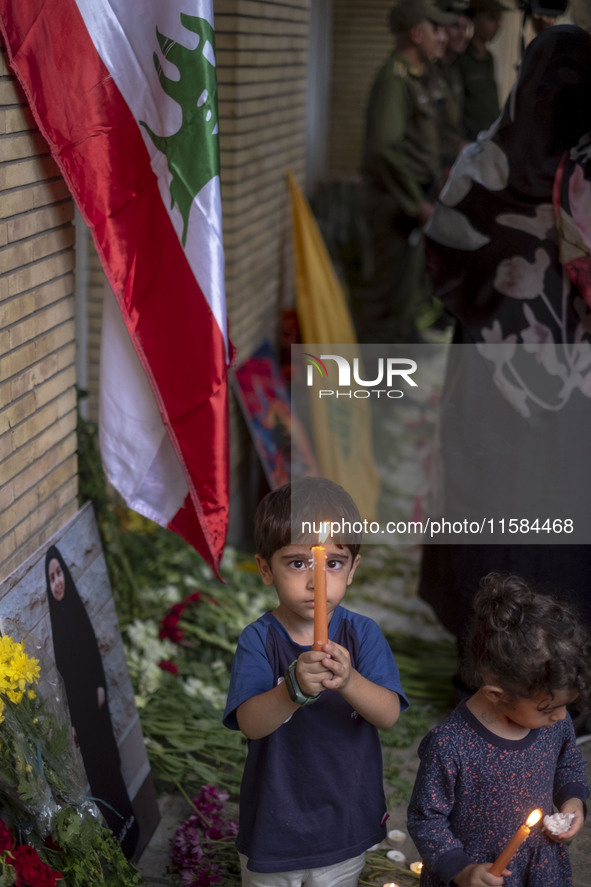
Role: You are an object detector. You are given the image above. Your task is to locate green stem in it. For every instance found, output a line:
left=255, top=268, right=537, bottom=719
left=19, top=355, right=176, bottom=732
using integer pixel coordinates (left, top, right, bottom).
left=173, top=781, right=214, bottom=830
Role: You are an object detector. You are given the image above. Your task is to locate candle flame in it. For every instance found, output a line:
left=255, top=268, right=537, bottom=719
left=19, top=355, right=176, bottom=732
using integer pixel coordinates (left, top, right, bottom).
left=317, top=521, right=330, bottom=544
left=526, top=809, right=542, bottom=828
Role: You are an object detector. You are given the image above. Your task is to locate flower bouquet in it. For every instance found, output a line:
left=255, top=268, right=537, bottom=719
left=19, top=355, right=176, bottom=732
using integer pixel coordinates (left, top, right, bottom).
left=0, top=634, right=143, bottom=886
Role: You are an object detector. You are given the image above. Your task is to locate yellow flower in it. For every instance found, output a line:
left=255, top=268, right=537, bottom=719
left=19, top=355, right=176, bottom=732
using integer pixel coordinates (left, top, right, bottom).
left=0, top=637, right=40, bottom=704
left=7, top=647, right=40, bottom=689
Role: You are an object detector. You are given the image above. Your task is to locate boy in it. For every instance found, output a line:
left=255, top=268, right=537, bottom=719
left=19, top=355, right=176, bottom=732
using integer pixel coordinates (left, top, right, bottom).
left=223, top=478, right=407, bottom=885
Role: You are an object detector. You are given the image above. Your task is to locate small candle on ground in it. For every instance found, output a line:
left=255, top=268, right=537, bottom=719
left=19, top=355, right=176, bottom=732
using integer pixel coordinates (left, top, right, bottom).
left=490, top=809, right=542, bottom=876
left=386, top=850, right=406, bottom=863
left=409, top=861, right=423, bottom=874
left=312, top=542, right=328, bottom=651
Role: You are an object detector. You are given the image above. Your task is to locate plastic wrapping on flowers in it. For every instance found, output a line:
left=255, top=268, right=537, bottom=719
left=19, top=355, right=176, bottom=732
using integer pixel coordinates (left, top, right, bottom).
left=0, top=634, right=143, bottom=886
left=0, top=636, right=86, bottom=828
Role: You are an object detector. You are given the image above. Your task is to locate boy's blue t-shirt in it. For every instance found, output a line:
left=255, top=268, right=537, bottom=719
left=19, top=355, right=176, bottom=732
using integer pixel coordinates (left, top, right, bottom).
left=223, top=604, right=408, bottom=873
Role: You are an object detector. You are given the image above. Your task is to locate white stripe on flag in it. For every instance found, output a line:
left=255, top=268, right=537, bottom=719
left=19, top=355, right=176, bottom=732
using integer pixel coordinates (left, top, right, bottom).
left=74, top=0, right=228, bottom=356
left=100, top=284, right=189, bottom=524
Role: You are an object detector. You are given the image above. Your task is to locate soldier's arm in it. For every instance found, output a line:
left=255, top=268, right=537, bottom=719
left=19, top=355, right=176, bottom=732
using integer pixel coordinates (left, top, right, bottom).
left=366, top=70, right=425, bottom=218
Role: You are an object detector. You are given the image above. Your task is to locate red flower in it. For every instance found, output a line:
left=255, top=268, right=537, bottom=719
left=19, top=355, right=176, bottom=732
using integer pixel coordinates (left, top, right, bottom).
left=158, top=659, right=179, bottom=675
left=0, top=819, right=14, bottom=853
left=159, top=591, right=211, bottom=644
left=186, top=591, right=203, bottom=604
left=159, top=604, right=185, bottom=643
left=11, top=844, right=62, bottom=886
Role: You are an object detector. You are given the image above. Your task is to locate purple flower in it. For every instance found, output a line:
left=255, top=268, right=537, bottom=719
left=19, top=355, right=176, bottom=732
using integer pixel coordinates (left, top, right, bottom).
left=169, top=784, right=238, bottom=884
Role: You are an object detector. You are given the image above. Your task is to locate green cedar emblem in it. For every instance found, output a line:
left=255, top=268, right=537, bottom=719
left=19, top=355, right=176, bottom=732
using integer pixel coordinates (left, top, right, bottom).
left=140, top=14, right=220, bottom=247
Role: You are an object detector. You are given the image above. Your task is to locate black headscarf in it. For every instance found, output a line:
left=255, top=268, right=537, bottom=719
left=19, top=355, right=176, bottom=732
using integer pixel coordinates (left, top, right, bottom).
left=44, top=545, right=106, bottom=727
left=495, top=25, right=591, bottom=197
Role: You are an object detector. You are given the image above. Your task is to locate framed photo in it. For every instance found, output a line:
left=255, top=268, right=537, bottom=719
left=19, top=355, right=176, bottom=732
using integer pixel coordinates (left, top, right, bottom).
left=0, top=502, right=159, bottom=860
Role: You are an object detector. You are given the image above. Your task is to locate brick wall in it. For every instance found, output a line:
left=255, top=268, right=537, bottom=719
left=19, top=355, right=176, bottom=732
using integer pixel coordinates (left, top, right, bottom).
left=0, top=47, right=78, bottom=581
left=82, top=237, right=105, bottom=423
left=328, top=1, right=393, bottom=180
left=216, top=0, right=309, bottom=360
left=214, top=0, right=311, bottom=506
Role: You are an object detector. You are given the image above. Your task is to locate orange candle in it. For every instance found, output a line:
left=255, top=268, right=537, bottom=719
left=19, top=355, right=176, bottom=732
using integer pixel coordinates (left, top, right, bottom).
left=312, top=544, right=327, bottom=651
left=489, top=809, right=542, bottom=876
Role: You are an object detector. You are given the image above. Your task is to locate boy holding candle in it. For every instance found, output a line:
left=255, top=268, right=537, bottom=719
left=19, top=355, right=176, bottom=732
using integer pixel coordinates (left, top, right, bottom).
left=407, top=573, right=591, bottom=887
left=223, top=477, right=408, bottom=885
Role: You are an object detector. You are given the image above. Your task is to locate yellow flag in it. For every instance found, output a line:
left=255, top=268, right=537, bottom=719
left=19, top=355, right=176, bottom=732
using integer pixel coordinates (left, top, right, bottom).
left=287, top=171, right=380, bottom=521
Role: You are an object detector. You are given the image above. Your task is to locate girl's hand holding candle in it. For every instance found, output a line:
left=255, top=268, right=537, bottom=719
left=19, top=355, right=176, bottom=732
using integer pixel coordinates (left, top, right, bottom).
left=489, top=809, right=542, bottom=877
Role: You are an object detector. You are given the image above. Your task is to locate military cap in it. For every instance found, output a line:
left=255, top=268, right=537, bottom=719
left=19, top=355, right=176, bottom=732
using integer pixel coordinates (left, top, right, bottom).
left=437, top=0, right=470, bottom=12
left=468, top=0, right=512, bottom=12
left=388, top=0, right=456, bottom=33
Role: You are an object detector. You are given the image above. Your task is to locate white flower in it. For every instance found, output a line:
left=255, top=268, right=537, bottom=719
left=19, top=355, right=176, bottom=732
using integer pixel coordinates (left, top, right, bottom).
left=476, top=320, right=517, bottom=364
left=493, top=249, right=550, bottom=300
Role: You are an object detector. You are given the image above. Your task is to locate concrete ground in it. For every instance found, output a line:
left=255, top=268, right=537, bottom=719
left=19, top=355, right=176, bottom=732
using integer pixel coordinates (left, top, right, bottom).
left=137, top=793, right=187, bottom=885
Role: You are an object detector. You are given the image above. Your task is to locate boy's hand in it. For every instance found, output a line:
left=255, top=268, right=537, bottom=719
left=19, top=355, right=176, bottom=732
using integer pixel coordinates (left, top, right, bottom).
left=316, top=642, right=352, bottom=690
left=295, top=642, right=355, bottom=696
left=454, top=863, right=507, bottom=886
left=298, top=643, right=401, bottom=729
left=546, top=798, right=585, bottom=843
left=295, top=650, right=332, bottom=697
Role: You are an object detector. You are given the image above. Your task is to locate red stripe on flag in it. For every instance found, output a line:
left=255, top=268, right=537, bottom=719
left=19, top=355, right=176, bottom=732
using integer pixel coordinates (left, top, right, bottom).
left=0, top=0, right=230, bottom=573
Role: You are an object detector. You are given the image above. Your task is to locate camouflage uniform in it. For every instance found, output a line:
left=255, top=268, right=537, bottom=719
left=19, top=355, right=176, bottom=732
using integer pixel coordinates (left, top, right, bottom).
left=360, top=52, right=441, bottom=343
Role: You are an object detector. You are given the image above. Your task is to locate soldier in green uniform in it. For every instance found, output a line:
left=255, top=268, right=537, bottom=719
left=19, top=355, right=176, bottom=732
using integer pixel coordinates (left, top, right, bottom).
left=458, top=0, right=510, bottom=141
left=430, top=0, right=472, bottom=171
left=359, top=0, right=453, bottom=344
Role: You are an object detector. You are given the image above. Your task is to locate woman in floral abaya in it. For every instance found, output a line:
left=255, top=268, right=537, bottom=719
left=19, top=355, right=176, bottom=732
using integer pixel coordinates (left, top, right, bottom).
left=418, top=26, right=591, bottom=690
left=45, top=546, right=139, bottom=857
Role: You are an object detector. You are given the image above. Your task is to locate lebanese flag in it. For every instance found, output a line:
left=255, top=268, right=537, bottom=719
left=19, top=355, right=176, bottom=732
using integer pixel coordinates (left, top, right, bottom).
left=0, top=0, right=232, bottom=575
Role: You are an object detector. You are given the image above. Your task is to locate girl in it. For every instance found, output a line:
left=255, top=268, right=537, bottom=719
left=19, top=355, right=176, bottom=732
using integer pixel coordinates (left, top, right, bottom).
left=407, top=572, right=591, bottom=887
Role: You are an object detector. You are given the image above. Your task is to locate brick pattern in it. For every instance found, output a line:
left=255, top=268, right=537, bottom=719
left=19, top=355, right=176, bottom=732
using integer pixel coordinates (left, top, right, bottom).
left=0, top=47, right=78, bottom=581
left=329, top=0, right=393, bottom=180
left=85, top=239, right=105, bottom=423
left=216, top=0, right=309, bottom=361
left=213, top=0, right=311, bottom=477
